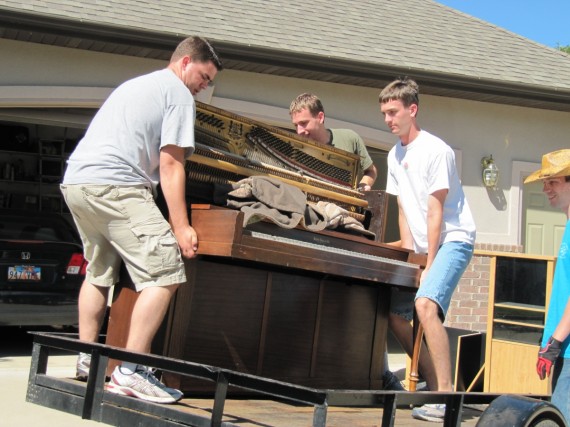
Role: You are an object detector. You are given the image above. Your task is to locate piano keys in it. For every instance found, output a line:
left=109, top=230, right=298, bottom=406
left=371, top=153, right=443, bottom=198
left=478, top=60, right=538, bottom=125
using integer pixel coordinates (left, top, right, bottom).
left=190, top=204, right=422, bottom=288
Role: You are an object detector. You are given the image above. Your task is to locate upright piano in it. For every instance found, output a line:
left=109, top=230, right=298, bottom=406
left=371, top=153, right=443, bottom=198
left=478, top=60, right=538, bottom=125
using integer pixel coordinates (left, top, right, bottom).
left=105, top=102, right=424, bottom=393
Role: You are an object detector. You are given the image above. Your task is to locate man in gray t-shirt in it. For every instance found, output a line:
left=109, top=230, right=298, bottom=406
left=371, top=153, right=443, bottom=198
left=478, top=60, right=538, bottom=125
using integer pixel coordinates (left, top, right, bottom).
left=61, top=36, right=222, bottom=404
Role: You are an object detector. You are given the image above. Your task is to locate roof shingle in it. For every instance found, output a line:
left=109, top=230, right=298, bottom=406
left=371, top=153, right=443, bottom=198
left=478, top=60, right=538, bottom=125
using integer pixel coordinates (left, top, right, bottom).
left=1, top=0, right=570, bottom=95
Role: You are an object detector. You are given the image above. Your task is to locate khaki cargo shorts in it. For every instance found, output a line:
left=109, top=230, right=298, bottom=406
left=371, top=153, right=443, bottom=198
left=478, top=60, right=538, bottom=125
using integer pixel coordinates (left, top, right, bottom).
left=60, top=184, right=186, bottom=291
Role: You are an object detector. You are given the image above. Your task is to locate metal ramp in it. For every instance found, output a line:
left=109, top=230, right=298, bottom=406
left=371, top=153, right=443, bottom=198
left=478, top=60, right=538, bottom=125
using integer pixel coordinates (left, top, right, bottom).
left=26, top=331, right=526, bottom=427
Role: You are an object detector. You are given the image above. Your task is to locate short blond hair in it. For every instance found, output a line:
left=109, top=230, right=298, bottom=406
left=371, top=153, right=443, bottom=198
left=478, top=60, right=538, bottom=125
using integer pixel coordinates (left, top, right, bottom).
left=379, top=77, right=419, bottom=107
left=289, top=93, right=324, bottom=116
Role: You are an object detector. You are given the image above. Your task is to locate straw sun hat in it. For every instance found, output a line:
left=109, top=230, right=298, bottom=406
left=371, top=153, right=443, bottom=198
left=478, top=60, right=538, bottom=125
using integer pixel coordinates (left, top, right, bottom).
left=524, top=149, right=570, bottom=184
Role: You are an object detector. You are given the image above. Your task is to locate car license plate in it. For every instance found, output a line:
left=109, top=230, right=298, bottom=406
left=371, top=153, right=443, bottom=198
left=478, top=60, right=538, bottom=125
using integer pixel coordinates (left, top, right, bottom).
left=8, top=265, right=41, bottom=281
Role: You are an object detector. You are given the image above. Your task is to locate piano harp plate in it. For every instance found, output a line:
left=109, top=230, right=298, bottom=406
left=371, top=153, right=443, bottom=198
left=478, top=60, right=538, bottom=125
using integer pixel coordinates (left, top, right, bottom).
left=189, top=150, right=369, bottom=209
left=188, top=101, right=382, bottom=232
left=194, top=101, right=360, bottom=188
left=192, top=204, right=422, bottom=289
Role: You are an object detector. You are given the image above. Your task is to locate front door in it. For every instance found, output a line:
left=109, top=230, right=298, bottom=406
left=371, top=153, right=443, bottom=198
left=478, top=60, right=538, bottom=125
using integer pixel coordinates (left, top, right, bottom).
left=523, top=179, right=566, bottom=256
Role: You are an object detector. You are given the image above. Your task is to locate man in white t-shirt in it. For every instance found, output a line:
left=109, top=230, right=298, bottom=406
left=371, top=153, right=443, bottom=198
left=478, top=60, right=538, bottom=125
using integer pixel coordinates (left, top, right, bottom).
left=379, top=78, right=476, bottom=422
left=61, top=36, right=222, bottom=404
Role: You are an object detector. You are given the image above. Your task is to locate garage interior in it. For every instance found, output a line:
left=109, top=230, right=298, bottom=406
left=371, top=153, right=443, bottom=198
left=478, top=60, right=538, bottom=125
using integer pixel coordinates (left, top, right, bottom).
left=0, top=109, right=95, bottom=215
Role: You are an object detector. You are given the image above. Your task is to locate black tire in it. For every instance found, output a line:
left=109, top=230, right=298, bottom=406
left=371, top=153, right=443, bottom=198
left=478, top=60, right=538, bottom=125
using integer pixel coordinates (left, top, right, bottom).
left=476, top=395, right=567, bottom=427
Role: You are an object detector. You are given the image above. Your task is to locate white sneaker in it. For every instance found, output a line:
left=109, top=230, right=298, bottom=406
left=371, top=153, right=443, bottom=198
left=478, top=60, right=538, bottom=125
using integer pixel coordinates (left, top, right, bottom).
left=107, top=366, right=182, bottom=404
left=75, top=352, right=91, bottom=381
left=412, top=403, right=446, bottom=422
left=141, top=366, right=184, bottom=402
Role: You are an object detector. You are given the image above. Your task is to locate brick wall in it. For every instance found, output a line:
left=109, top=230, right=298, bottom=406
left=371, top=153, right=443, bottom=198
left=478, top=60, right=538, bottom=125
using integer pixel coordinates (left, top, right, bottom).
left=445, top=244, right=523, bottom=332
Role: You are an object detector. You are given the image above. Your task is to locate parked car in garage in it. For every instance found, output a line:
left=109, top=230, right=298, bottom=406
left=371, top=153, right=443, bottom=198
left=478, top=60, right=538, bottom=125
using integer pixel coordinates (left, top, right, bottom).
left=0, top=209, right=86, bottom=327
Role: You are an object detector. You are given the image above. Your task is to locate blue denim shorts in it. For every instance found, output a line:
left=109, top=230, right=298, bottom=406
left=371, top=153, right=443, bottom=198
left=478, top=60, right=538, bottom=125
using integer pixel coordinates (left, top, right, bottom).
left=391, top=241, right=474, bottom=321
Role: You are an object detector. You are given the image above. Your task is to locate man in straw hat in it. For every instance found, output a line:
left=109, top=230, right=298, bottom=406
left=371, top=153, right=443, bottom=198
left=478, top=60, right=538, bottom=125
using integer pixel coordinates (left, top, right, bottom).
left=525, top=149, right=570, bottom=423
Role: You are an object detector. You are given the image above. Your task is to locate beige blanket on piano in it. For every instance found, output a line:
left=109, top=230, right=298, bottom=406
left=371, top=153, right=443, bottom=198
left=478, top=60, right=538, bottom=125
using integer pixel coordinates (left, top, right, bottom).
left=215, top=176, right=375, bottom=239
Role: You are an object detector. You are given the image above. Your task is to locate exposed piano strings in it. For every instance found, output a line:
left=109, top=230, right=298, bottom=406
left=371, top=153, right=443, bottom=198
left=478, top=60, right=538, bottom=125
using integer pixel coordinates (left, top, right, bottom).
left=189, top=144, right=368, bottom=208
left=245, top=126, right=353, bottom=184
left=194, top=102, right=359, bottom=187
left=190, top=102, right=371, bottom=220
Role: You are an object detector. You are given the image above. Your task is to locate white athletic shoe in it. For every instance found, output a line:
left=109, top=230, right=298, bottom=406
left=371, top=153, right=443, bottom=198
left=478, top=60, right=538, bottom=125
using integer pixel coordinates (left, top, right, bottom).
left=412, top=403, right=446, bottom=422
left=107, top=365, right=183, bottom=404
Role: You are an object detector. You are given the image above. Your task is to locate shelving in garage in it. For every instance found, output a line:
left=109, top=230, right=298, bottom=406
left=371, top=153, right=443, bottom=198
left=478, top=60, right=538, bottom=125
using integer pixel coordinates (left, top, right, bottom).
left=0, top=122, right=83, bottom=214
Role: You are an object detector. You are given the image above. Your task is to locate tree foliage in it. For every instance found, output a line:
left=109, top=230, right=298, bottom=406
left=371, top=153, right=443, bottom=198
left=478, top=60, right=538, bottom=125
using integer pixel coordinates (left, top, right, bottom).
left=556, top=44, right=570, bottom=54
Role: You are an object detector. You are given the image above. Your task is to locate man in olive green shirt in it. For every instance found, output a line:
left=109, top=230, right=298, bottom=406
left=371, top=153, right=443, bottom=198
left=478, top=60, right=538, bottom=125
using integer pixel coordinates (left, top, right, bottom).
left=290, top=93, right=377, bottom=190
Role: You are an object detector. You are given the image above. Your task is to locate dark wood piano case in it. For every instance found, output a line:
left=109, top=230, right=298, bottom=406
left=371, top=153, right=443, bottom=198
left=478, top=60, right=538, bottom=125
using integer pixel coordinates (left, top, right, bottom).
left=106, top=205, right=422, bottom=394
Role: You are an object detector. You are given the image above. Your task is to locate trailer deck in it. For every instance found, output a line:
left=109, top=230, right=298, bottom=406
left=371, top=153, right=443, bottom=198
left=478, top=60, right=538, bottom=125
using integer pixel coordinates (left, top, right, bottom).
left=25, top=332, right=551, bottom=427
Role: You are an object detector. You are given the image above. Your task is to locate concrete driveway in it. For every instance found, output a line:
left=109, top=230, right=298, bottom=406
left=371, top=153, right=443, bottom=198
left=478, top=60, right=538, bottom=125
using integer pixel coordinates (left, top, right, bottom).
left=3, top=326, right=490, bottom=427
left=1, top=327, right=99, bottom=427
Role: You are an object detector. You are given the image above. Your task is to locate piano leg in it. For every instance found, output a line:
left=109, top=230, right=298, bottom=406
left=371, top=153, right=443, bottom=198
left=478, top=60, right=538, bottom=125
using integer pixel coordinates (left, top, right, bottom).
left=408, top=310, right=423, bottom=392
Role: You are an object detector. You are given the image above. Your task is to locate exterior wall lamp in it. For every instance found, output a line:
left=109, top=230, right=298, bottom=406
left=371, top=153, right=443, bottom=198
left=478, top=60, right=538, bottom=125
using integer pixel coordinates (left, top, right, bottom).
left=481, top=155, right=499, bottom=188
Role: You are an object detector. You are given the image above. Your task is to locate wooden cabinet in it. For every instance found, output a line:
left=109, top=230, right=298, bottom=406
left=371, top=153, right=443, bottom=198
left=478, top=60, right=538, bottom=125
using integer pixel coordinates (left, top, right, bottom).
left=483, top=251, right=556, bottom=395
